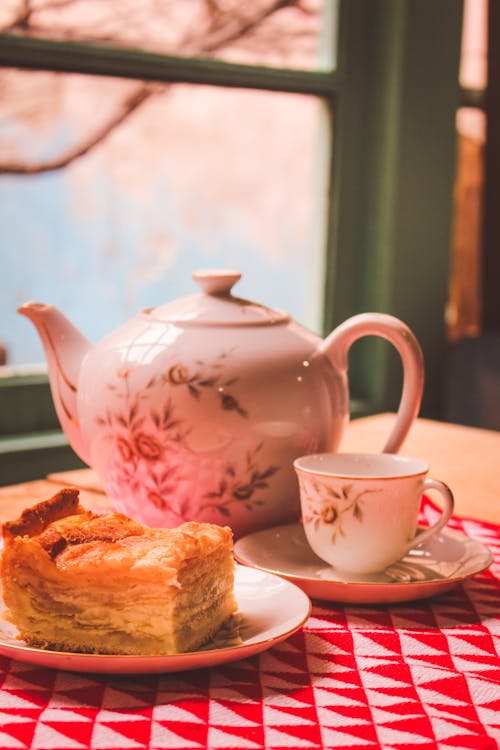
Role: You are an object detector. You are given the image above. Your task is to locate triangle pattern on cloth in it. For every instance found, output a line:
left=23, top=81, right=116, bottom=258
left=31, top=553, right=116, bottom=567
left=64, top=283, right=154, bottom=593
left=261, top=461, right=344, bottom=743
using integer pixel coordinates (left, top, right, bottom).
left=155, top=686, right=206, bottom=703
left=153, top=703, right=206, bottom=724
left=209, top=665, right=258, bottom=685
left=53, top=672, right=102, bottom=692
left=369, top=706, right=427, bottom=725
left=345, top=609, right=394, bottom=629
left=91, top=722, right=147, bottom=749
left=273, top=638, right=304, bottom=654
left=398, top=632, right=450, bottom=656
left=306, top=615, right=344, bottom=631
left=433, top=609, right=483, bottom=629
left=355, top=656, right=400, bottom=671
left=207, top=727, right=262, bottom=749
left=207, top=685, right=260, bottom=704
left=465, top=674, right=500, bottom=706
left=209, top=701, right=260, bottom=728
left=428, top=716, right=480, bottom=742
left=38, top=708, right=92, bottom=723
left=51, top=673, right=107, bottom=708
left=388, top=609, right=440, bottom=629
left=0, top=713, right=36, bottom=747
left=150, top=723, right=204, bottom=749
left=364, top=688, right=420, bottom=709
left=351, top=631, right=401, bottom=657
left=310, top=671, right=364, bottom=692
left=358, top=668, right=412, bottom=691
left=450, top=655, right=500, bottom=677
left=447, top=633, right=498, bottom=657
left=0, top=691, right=41, bottom=710
left=263, top=727, right=319, bottom=748
left=312, top=686, right=368, bottom=708
left=318, top=725, right=378, bottom=747
left=410, top=663, right=469, bottom=688
left=426, top=704, right=480, bottom=724
left=417, top=686, right=471, bottom=709
left=96, top=718, right=152, bottom=747
left=208, top=685, right=260, bottom=705
left=48, top=685, right=105, bottom=709
left=475, top=705, right=500, bottom=726
left=315, top=706, right=372, bottom=728
left=0, top=710, right=36, bottom=724
left=31, top=723, right=87, bottom=750
left=306, top=654, right=355, bottom=675
left=0, top=730, right=28, bottom=749
left=258, top=673, right=306, bottom=691
left=305, top=631, right=353, bottom=653
left=96, top=709, right=149, bottom=723
left=258, top=650, right=308, bottom=674
left=263, top=705, right=316, bottom=727
left=100, top=686, right=151, bottom=710
left=1, top=671, right=55, bottom=694
left=262, top=692, right=313, bottom=709
left=375, top=724, right=433, bottom=745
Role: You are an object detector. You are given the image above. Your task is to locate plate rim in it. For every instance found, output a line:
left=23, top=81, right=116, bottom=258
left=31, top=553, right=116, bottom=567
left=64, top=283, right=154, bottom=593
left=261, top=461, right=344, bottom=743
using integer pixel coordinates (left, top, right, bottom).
left=0, top=563, right=312, bottom=672
left=233, top=523, right=494, bottom=595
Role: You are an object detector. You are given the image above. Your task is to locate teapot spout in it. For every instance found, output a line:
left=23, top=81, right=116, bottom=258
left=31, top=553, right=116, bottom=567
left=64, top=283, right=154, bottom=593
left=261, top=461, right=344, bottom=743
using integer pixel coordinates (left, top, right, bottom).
left=18, top=302, right=92, bottom=465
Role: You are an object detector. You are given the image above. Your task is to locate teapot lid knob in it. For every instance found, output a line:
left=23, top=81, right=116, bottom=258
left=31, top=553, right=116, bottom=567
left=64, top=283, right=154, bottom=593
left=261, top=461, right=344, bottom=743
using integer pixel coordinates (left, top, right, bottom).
left=192, top=270, right=241, bottom=296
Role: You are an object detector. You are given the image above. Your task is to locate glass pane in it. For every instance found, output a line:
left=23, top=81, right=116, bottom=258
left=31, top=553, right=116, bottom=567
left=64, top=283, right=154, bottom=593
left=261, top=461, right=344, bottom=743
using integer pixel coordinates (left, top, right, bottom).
left=0, top=70, right=327, bottom=367
left=1, top=0, right=335, bottom=71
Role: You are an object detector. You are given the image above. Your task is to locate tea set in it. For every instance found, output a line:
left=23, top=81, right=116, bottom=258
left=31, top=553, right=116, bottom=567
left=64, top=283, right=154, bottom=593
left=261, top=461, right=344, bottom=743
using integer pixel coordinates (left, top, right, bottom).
left=19, top=269, right=492, bottom=601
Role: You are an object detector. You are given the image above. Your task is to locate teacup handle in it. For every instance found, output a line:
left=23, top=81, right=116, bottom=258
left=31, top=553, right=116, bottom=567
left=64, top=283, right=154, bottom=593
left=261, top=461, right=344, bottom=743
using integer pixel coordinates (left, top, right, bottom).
left=318, top=313, right=424, bottom=453
left=403, top=478, right=455, bottom=553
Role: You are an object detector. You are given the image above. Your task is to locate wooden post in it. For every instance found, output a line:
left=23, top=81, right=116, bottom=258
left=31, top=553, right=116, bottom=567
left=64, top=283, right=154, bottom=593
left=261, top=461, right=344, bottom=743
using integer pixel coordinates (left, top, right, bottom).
left=482, top=0, right=500, bottom=331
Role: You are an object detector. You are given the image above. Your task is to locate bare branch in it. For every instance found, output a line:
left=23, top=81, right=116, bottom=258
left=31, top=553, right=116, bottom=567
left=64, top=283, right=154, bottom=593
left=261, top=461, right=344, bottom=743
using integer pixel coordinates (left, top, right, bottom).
left=0, top=0, right=318, bottom=174
left=0, top=82, right=157, bottom=174
left=183, top=0, right=296, bottom=54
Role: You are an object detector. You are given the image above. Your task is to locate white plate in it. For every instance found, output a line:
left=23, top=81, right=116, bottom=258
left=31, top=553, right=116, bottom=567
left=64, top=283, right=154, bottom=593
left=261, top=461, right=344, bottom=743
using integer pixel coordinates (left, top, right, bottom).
left=234, top=524, right=493, bottom=605
left=0, top=565, right=311, bottom=674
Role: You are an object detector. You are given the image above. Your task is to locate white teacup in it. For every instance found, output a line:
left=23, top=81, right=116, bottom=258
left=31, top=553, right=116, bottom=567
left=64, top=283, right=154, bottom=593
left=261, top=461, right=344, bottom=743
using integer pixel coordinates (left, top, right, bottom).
left=293, top=453, right=454, bottom=575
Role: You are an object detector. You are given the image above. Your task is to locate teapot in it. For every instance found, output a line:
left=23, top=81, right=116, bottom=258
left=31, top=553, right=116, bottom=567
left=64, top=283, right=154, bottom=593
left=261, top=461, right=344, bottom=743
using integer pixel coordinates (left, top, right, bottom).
left=19, top=270, right=424, bottom=538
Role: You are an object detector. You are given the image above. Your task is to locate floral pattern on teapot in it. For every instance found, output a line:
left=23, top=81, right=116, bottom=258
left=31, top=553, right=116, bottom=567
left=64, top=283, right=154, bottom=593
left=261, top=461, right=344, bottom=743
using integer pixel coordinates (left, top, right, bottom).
left=95, top=362, right=279, bottom=522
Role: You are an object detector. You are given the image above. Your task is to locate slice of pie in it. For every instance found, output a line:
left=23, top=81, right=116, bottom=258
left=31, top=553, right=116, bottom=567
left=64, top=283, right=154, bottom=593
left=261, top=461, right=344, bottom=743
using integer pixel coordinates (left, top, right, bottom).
left=1, top=488, right=237, bottom=655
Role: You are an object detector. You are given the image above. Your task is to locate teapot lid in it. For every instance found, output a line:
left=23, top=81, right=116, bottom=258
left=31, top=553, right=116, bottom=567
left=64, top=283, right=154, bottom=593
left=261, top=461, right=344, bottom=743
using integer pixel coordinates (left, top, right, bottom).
left=142, top=270, right=290, bottom=327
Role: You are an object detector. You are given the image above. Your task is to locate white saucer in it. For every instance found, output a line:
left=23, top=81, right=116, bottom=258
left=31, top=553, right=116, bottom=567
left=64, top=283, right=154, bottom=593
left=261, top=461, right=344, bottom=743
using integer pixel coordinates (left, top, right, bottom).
left=0, top=565, right=311, bottom=674
left=234, top=524, right=493, bottom=605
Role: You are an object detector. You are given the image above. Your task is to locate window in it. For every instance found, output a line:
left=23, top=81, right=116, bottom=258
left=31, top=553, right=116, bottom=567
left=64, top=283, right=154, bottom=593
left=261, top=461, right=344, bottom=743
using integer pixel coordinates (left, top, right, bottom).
left=0, top=1, right=463, bottom=483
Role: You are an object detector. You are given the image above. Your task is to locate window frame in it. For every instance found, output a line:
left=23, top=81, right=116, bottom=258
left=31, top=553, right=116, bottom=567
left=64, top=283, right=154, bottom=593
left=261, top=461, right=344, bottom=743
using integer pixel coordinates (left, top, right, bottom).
left=0, top=0, right=464, bottom=483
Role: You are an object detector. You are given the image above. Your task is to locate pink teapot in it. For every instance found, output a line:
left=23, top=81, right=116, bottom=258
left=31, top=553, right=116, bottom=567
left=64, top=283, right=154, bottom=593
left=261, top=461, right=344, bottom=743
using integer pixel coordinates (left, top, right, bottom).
left=19, top=270, right=424, bottom=537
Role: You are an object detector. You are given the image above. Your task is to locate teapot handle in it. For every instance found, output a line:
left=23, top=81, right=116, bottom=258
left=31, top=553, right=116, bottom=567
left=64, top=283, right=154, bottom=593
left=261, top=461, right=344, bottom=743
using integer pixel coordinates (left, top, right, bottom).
left=317, top=313, right=424, bottom=453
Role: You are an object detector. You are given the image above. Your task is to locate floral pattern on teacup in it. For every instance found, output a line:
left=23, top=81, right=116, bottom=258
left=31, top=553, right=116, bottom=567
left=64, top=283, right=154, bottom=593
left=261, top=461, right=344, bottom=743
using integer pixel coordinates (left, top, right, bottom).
left=300, top=478, right=381, bottom=543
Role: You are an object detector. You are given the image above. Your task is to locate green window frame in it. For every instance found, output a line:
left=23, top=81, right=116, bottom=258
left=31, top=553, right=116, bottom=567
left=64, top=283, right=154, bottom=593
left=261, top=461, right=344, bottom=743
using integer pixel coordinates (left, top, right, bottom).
left=0, top=0, right=464, bottom=484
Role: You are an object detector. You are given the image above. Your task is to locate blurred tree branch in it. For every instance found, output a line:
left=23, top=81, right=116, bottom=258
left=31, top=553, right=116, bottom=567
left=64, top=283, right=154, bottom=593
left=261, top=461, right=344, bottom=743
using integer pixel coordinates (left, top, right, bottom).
left=0, top=0, right=318, bottom=174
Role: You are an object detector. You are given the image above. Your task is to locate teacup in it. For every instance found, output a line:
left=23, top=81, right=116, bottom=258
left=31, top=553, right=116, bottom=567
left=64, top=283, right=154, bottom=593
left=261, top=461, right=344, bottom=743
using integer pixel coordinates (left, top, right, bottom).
left=293, top=453, right=454, bottom=575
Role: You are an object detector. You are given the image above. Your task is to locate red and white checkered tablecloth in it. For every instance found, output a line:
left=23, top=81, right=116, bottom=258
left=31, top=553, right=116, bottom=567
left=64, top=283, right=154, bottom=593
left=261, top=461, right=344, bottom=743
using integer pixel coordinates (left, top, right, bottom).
left=1, top=498, right=499, bottom=750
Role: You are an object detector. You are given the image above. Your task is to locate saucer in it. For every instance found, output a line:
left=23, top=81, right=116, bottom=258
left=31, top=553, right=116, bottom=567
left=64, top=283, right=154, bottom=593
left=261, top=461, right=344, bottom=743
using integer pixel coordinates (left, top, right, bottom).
left=0, top=565, right=311, bottom=674
left=234, top=524, right=493, bottom=605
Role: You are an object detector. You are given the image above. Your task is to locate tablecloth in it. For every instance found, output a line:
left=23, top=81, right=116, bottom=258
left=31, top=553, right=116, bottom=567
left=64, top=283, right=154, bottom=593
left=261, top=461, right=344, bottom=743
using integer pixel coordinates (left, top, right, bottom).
left=1, top=498, right=499, bottom=750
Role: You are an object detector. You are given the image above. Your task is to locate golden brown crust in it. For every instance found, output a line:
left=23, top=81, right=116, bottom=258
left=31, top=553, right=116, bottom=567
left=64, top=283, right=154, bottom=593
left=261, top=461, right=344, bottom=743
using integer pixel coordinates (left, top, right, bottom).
left=1, top=490, right=237, bottom=655
left=2, top=487, right=82, bottom=541
left=2, top=489, right=148, bottom=561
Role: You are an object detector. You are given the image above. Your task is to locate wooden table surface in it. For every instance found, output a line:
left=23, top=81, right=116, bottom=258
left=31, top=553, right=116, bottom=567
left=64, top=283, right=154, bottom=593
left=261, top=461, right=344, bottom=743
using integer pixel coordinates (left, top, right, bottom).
left=1, top=413, right=499, bottom=525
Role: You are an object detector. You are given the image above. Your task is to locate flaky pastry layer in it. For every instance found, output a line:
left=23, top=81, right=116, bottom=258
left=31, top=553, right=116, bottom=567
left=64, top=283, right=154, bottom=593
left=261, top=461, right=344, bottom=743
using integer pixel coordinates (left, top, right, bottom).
left=1, top=489, right=237, bottom=655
